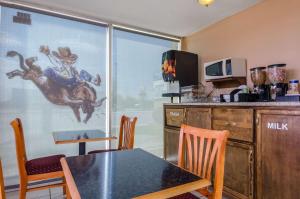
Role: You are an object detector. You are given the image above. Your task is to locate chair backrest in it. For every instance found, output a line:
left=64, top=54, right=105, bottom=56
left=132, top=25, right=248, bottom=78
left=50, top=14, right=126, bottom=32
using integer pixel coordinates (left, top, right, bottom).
left=118, top=115, right=137, bottom=150
left=0, top=159, right=5, bottom=199
left=178, top=124, right=229, bottom=199
left=10, top=118, right=28, bottom=179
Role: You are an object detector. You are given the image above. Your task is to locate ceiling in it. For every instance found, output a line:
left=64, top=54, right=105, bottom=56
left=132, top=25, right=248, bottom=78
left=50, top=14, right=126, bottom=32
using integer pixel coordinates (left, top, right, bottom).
left=8, top=0, right=262, bottom=37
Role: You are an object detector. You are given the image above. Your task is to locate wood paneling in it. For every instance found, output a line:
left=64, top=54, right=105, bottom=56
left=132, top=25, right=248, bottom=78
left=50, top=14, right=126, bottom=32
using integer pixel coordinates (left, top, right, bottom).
left=212, top=108, right=253, bottom=142
left=256, top=110, right=300, bottom=199
left=223, top=141, right=253, bottom=199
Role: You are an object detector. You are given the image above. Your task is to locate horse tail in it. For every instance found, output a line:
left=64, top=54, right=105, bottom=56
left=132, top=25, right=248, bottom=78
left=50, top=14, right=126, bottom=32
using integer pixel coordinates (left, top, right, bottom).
left=6, top=51, right=29, bottom=71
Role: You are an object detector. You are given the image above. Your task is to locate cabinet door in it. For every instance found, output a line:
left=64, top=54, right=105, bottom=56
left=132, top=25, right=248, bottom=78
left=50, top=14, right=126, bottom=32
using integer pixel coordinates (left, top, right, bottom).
left=186, top=108, right=211, bottom=129
left=223, top=141, right=254, bottom=199
left=256, top=110, right=300, bottom=199
left=164, top=128, right=180, bottom=164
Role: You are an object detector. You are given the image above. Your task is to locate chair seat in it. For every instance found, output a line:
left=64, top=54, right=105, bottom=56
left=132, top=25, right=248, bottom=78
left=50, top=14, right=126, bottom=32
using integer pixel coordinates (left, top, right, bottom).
left=25, top=154, right=65, bottom=175
left=88, top=149, right=118, bottom=155
left=169, top=193, right=200, bottom=199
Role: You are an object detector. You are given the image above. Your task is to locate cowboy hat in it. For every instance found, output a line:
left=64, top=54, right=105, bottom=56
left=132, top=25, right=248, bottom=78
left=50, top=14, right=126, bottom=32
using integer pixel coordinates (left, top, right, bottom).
left=52, top=47, right=78, bottom=64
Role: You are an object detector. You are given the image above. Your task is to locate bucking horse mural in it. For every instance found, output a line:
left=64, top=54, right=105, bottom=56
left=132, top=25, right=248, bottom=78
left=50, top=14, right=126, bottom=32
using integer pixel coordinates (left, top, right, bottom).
left=6, top=46, right=106, bottom=123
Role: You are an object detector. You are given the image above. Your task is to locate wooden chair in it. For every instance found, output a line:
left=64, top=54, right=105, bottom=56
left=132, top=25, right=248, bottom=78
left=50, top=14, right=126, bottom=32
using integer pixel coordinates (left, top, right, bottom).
left=89, top=115, right=138, bottom=154
left=0, top=159, right=5, bottom=199
left=171, top=124, right=229, bottom=199
left=10, top=118, right=66, bottom=199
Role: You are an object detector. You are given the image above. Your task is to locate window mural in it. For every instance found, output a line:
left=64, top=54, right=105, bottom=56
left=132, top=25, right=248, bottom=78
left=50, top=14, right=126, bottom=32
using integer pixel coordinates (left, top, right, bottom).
left=6, top=46, right=106, bottom=123
left=0, top=5, right=179, bottom=184
left=0, top=6, right=107, bottom=180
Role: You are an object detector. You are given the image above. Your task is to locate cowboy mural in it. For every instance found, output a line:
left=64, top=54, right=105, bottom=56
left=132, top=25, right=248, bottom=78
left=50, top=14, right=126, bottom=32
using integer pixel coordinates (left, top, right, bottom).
left=40, top=46, right=101, bottom=88
left=6, top=46, right=106, bottom=123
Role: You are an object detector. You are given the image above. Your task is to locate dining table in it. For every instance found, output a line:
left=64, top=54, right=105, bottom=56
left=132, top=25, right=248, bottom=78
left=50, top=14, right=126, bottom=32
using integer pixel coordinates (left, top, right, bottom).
left=60, top=148, right=211, bottom=199
left=53, top=129, right=117, bottom=155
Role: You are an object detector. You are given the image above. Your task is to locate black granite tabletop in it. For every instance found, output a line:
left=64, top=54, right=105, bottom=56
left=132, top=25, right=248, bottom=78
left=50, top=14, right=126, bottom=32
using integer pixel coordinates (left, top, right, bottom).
left=65, top=148, right=202, bottom=199
left=53, top=129, right=116, bottom=143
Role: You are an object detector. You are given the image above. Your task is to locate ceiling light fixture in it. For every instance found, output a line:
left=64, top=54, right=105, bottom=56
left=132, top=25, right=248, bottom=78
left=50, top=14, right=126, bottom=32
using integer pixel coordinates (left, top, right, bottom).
left=198, top=0, right=215, bottom=7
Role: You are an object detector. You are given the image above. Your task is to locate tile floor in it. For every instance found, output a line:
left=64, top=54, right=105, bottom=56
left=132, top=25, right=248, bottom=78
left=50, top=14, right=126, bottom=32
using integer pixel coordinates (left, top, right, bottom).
left=6, top=188, right=228, bottom=199
left=5, top=189, right=229, bottom=199
left=6, top=187, right=64, bottom=199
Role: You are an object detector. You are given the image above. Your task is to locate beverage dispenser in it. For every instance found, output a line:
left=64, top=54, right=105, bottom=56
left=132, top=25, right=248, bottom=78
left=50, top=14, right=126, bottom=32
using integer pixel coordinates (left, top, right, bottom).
left=161, top=50, right=198, bottom=102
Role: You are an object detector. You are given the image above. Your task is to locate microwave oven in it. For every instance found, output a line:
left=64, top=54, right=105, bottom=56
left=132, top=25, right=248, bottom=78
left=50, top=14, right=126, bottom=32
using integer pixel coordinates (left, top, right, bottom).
left=204, top=58, right=246, bottom=81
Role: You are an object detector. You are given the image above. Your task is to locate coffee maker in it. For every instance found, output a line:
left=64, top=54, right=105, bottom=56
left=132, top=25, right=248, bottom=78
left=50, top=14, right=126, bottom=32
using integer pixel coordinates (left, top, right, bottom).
left=250, top=67, right=271, bottom=101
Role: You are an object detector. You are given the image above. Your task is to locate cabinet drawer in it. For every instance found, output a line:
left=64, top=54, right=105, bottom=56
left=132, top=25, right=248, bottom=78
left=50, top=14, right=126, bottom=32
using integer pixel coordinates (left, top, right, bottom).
left=224, top=141, right=254, bottom=199
left=186, top=108, right=211, bottom=129
left=165, top=108, right=185, bottom=128
left=212, top=108, right=253, bottom=142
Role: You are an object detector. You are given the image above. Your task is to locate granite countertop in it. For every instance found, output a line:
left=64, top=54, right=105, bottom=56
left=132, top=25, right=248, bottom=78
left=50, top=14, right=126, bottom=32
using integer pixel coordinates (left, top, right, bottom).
left=65, top=149, right=202, bottom=199
left=164, top=101, right=300, bottom=107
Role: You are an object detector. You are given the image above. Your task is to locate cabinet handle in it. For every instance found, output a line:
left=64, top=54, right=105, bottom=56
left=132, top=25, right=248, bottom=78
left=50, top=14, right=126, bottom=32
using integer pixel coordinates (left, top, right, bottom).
left=256, top=117, right=260, bottom=125
left=231, top=122, right=237, bottom=126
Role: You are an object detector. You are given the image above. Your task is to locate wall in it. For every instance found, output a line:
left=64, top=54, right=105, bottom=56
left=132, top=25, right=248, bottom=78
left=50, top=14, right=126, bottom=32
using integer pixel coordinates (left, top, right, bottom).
left=182, top=0, right=300, bottom=88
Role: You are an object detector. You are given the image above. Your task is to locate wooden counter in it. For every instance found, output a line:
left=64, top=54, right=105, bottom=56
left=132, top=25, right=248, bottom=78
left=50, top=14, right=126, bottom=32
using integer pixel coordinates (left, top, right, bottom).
left=164, top=101, right=300, bottom=107
left=163, top=103, right=300, bottom=199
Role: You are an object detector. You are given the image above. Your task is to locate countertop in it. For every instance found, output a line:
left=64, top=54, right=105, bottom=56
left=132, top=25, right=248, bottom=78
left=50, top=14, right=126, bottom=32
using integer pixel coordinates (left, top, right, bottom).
left=164, top=101, right=300, bottom=107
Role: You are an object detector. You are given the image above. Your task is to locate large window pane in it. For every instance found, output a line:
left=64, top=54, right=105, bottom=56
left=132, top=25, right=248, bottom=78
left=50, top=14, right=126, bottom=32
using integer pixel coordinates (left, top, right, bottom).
left=112, top=28, right=179, bottom=157
left=0, top=6, right=107, bottom=184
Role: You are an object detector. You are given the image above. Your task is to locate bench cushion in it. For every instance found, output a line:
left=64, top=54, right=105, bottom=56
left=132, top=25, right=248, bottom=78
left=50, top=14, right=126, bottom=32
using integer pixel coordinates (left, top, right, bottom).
left=26, top=154, right=65, bottom=175
left=169, top=193, right=200, bottom=199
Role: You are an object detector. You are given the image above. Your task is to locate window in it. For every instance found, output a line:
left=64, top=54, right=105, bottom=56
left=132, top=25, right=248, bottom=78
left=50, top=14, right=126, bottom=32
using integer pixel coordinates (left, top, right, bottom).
left=0, top=6, right=108, bottom=181
left=0, top=4, right=180, bottom=185
left=112, top=28, right=179, bottom=157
